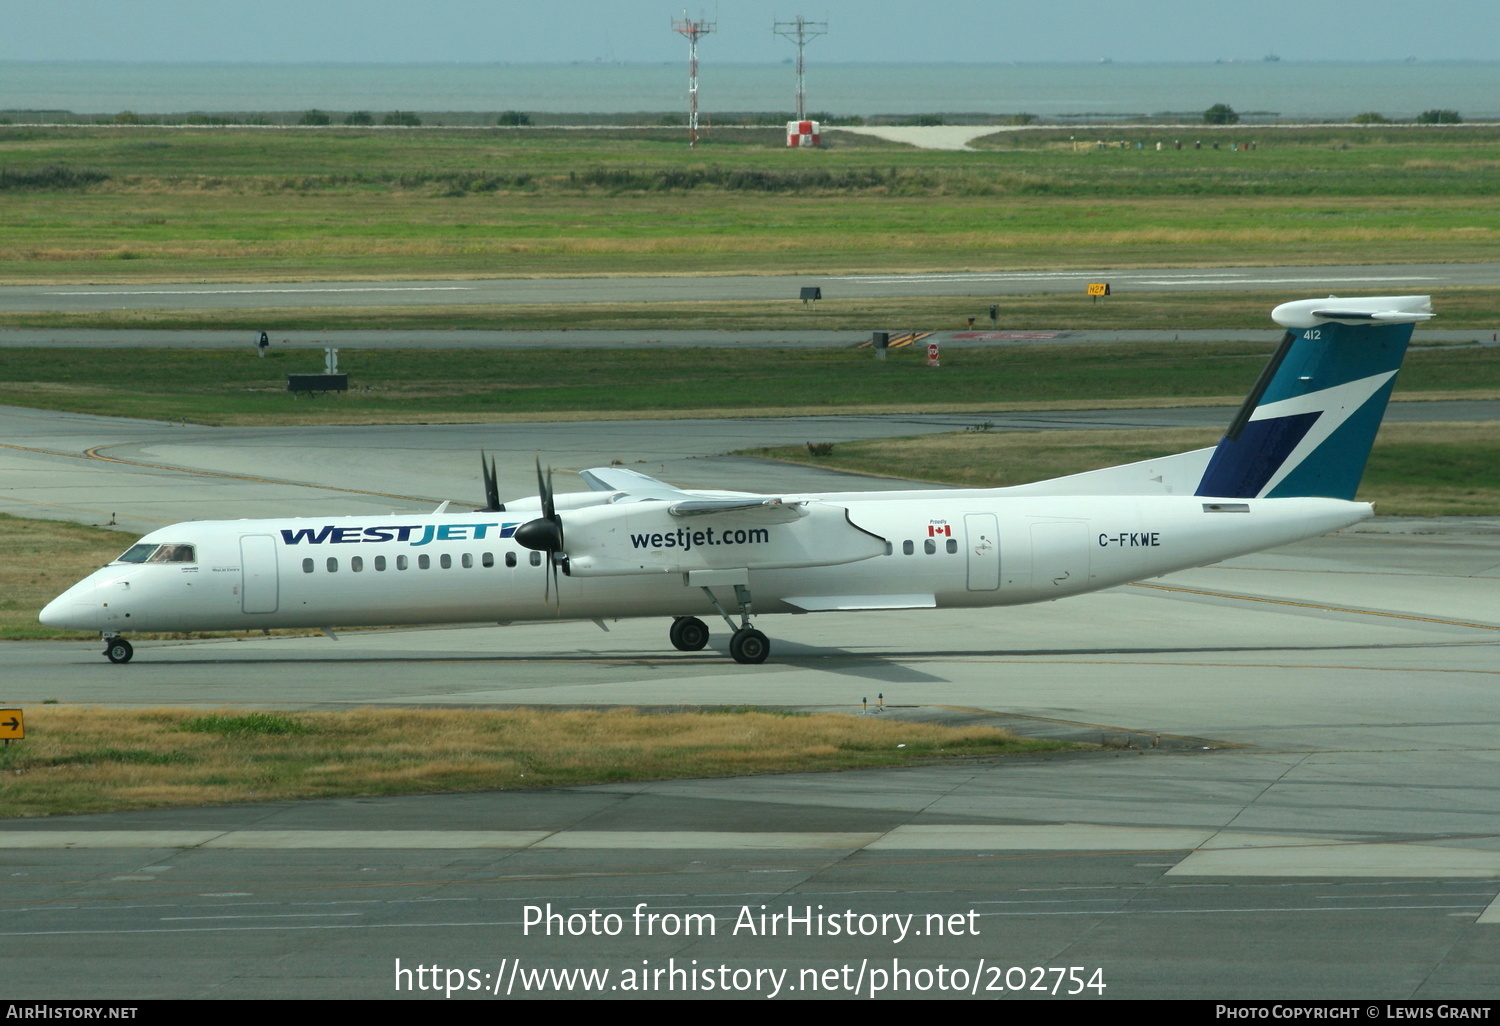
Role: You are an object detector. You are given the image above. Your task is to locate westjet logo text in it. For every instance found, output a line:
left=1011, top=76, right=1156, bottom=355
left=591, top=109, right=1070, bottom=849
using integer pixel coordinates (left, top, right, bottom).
left=279, top=523, right=515, bottom=547
left=631, top=527, right=770, bottom=551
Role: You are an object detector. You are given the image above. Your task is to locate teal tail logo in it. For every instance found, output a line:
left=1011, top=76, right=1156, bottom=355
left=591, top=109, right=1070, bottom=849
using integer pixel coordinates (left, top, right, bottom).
left=1196, top=296, right=1433, bottom=500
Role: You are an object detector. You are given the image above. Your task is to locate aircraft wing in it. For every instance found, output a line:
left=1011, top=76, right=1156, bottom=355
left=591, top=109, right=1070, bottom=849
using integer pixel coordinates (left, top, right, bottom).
left=579, top=466, right=692, bottom=499
left=579, top=466, right=765, bottom=501
left=667, top=498, right=807, bottom=523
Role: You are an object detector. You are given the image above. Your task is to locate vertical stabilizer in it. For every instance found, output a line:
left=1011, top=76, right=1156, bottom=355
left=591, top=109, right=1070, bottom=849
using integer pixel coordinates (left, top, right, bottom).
left=1195, top=296, right=1432, bottom=500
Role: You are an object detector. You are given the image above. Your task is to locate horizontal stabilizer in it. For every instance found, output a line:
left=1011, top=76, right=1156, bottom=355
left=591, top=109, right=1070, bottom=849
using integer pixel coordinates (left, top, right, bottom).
left=1272, top=295, right=1433, bottom=328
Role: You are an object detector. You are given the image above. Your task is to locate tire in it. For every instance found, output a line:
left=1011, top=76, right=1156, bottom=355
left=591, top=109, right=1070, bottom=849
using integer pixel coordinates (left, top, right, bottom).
left=669, top=616, right=710, bottom=652
left=105, top=639, right=134, bottom=664
left=728, top=628, right=770, bottom=665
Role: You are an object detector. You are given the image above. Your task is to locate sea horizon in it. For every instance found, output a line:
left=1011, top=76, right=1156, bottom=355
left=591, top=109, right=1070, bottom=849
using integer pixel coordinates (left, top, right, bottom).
left=2, top=60, right=1497, bottom=119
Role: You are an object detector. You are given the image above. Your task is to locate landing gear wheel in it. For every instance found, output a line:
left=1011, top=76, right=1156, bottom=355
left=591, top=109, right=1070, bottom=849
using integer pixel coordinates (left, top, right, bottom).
left=728, top=628, right=770, bottom=665
left=104, top=639, right=134, bottom=664
left=669, top=616, right=710, bottom=652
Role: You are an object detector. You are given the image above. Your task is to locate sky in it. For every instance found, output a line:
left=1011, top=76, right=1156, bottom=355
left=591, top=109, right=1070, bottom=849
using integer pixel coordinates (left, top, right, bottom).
left=2, top=2, right=1496, bottom=65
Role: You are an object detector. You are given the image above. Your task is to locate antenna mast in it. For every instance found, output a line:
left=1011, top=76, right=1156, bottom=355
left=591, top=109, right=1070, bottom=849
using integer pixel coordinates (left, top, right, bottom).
left=672, top=14, right=716, bottom=147
left=773, top=15, right=827, bottom=121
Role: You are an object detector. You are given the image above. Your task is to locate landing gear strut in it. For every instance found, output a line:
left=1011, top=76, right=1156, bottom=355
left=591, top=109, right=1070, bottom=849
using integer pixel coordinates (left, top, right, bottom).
left=669, top=616, right=710, bottom=651
left=103, top=635, right=133, bottom=664
left=698, top=584, right=771, bottom=665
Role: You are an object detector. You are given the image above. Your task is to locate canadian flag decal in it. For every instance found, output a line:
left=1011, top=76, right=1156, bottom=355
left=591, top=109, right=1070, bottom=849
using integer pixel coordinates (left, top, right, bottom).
left=927, top=525, right=951, bottom=537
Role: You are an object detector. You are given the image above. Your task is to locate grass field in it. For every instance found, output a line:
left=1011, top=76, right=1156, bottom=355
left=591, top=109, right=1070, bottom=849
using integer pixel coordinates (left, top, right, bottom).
left=1, top=335, right=1495, bottom=424
left=7, top=287, right=1500, bottom=334
left=0, top=706, right=1069, bottom=818
left=0, top=513, right=129, bottom=640
left=2, top=125, right=1499, bottom=282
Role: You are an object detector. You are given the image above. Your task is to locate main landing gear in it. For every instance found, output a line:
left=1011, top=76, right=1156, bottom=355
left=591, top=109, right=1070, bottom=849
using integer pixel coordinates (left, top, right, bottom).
left=669, top=616, right=710, bottom=651
left=103, top=635, right=134, bottom=664
left=675, top=583, right=771, bottom=665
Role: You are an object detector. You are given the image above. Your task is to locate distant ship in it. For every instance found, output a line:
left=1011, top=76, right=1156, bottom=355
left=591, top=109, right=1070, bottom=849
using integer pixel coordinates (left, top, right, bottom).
left=1264, top=54, right=1281, bottom=62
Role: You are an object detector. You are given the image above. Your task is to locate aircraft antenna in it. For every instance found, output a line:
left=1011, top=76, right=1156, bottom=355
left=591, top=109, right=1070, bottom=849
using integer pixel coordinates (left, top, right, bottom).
left=672, top=13, right=716, bottom=147
left=773, top=15, right=827, bottom=122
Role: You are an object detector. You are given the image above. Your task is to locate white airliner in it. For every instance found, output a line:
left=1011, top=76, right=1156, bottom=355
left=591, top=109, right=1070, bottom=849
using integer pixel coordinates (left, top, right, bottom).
left=41, top=295, right=1433, bottom=665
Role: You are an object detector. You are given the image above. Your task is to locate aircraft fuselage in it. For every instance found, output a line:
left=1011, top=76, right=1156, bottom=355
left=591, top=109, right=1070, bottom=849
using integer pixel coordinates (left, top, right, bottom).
left=40, top=491, right=1370, bottom=635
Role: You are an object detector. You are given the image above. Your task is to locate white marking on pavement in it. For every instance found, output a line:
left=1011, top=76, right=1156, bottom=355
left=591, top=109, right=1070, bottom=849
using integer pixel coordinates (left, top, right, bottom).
left=44, top=286, right=474, bottom=296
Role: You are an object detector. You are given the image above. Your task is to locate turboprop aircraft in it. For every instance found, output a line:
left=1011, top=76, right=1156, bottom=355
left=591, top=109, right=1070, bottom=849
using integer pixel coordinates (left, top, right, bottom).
left=41, top=295, right=1433, bottom=665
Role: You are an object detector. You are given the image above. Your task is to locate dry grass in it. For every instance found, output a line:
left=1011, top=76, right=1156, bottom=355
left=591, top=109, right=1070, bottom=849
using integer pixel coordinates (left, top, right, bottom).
left=0, top=705, right=1070, bottom=818
left=0, top=513, right=131, bottom=639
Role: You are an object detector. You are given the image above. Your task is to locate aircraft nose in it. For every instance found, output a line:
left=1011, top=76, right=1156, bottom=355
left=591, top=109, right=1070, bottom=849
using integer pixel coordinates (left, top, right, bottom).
left=39, top=581, right=104, bottom=630
left=39, top=592, right=78, bottom=629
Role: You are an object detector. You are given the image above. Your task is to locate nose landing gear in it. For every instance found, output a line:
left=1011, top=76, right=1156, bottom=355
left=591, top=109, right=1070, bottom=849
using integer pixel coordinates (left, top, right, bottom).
left=103, top=635, right=134, bottom=664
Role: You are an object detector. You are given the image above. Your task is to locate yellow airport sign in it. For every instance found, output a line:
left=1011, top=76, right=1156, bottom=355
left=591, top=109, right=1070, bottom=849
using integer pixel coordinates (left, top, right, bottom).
left=1086, top=282, right=1111, bottom=296
left=0, top=709, right=23, bottom=741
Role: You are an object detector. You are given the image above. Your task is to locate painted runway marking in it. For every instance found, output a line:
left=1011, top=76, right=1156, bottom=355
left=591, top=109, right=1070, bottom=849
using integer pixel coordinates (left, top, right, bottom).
left=1129, top=581, right=1500, bottom=632
left=43, top=286, right=474, bottom=296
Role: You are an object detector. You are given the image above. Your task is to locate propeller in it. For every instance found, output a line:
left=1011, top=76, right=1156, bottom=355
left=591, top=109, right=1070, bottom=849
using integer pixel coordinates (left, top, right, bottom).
left=477, top=451, right=504, bottom=512
left=514, top=458, right=567, bottom=606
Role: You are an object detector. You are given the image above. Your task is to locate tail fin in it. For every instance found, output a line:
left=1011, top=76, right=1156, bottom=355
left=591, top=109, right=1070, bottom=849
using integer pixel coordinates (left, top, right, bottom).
left=1194, top=295, right=1432, bottom=500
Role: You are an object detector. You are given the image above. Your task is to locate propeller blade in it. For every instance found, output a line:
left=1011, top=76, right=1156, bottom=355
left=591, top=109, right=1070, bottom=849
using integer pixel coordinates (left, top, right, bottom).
left=535, top=457, right=554, bottom=521
left=480, top=452, right=502, bottom=511
left=527, top=456, right=565, bottom=609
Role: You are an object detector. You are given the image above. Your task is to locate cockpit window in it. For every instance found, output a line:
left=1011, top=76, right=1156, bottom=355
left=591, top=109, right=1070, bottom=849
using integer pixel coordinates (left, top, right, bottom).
left=116, top=543, right=196, bottom=565
left=147, top=544, right=196, bottom=564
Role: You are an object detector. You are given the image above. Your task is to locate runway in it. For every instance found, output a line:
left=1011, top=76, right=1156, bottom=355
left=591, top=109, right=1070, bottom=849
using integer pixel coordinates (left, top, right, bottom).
left=1, top=402, right=1498, bottom=999
left=2, top=262, right=1495, bottom=314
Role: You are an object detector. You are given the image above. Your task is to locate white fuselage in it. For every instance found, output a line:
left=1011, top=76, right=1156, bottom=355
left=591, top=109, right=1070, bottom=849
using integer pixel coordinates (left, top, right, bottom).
left=40, top=490, right=1371, bottom=635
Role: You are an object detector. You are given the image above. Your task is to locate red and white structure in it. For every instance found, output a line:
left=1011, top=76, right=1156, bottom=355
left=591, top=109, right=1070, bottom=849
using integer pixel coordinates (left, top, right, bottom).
left=672, top=16, right=715, bottom=148
left=786, top=120, right=821, bottom=147
left=774, top=15, right=827, bottom=126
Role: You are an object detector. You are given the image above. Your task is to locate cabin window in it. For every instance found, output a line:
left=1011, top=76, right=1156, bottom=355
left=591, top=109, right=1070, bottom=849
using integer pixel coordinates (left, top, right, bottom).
left=884, top=542, right=893, bottom=556
left=326, top=557, right=338, bottom=572
left=418, top=554, right=430, bottom=570
left=924, top=539, right=936, bottom=555
left=505, top=552, right=517, bottom=568
left=946, top=538, right=958, bottom=554
left=396, top=555, right=408, bottom=571
left=529, top=551, right=542, bottom=567
left=302, top=558, right=314, bottom=574
left=902, top=540, right=914, bottom=555
left=461, top=553, right=473, bottom=569
left=440, top=554, right=452, bottom=569
left=481, top=552, right=494, bottom=568
left=350, top=556, right=363, bottom=572
left=374, top=555, right=386, bottom=571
